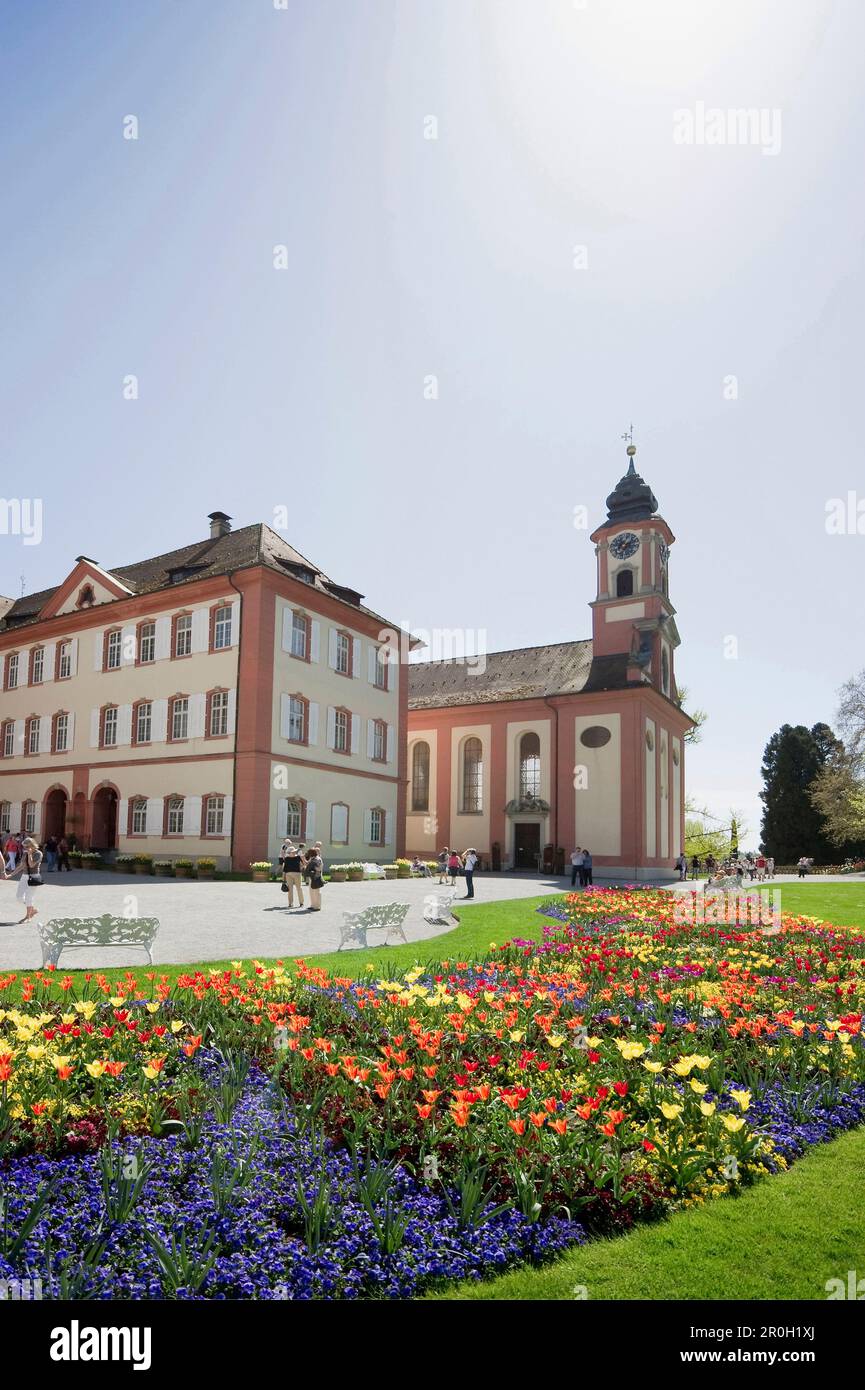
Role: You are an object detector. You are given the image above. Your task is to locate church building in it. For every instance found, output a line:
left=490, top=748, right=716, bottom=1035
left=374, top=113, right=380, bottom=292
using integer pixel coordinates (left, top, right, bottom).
left=405, top=447, right=692, bottom=880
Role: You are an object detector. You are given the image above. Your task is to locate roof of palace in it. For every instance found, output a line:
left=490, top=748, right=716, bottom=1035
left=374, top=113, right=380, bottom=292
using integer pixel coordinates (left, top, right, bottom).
left=0, top=523, right=392, bottom=631
left=408, top=640, right=639, bottom=709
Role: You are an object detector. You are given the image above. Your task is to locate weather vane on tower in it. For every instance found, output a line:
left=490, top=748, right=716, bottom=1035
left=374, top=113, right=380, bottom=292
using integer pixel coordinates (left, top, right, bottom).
left=621, top=423, right=636, bottom=461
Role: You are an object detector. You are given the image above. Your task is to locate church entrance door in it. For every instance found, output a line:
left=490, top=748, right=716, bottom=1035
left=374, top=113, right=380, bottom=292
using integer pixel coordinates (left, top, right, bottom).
left=513, top=822, right=540, bottom=870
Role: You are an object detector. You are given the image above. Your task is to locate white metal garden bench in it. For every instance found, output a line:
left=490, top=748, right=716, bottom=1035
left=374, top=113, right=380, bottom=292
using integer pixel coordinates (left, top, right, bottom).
left=422, top=890, right=457, bottom=925
left=38, top=914, right=160, bottom=967
left=338, top=902, right=410, bottom=950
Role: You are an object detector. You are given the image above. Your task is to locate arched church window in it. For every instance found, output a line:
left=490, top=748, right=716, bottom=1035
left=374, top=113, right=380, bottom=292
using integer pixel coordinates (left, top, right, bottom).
left=411, top=741, right=430, bottom=812
left=661, top=648, right=670, bottom=696
left=461, top=737, right=483, bottom=813
left=616, top=569, right=634, bottom=598
left=519, top=732, right=541, bottom=798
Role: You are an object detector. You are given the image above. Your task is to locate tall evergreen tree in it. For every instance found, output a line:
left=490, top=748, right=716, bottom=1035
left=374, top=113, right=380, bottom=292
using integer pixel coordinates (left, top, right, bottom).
left=759, top=723, right=840, bottom=861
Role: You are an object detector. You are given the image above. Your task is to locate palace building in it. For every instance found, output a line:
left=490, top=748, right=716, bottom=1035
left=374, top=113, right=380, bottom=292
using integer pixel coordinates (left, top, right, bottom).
left=0, top=514, right=408, bottom=868
left=405, top=448, right=692, bottom=880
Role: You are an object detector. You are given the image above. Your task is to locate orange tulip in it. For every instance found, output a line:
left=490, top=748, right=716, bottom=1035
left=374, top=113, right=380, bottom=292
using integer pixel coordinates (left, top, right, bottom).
left=508, top=1117, right=527, bottom=1136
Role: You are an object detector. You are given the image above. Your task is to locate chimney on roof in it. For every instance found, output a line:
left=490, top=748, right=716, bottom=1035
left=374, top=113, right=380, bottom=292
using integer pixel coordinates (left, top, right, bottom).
left=208, top=511, right=232, bottom=539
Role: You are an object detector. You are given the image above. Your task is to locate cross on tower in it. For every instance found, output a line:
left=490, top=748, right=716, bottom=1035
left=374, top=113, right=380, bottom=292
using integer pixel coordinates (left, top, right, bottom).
left=621, top=423, right=634, bottom=447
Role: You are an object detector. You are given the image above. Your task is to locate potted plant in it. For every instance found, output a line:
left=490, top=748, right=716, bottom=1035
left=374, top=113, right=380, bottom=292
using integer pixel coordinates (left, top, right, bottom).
left=114, top=854, right=136, bottom=873
left=68, top=849, right=82, bottom=868
left=382, top=864, right=398, bottom=880
left=174, top=858, right=194, bottom=879
left=395, top=858, right=411, bottom=879
left=250, top=860, right=272, bottom=882
left=81, top=851, right=105, bottom=870
left=196, top=857, right=216, bottom=881
left=345, top=861, right=364, bottom=882
left=154, top=861, right=174, bottom=877
left=329, top=864, right=347, bottom=883
left=133, top=854, right=153, bottom=875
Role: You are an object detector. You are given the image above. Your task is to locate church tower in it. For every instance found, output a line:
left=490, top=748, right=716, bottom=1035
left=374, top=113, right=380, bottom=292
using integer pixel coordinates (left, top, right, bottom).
left=589, top=441, right=681, bottom=702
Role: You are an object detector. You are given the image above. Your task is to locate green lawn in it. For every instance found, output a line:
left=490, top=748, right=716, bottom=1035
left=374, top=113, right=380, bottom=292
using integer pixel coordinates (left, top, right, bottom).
left=750, top=880, right=865, bottom=931
left=430, top=1125, right=865, bottom=1301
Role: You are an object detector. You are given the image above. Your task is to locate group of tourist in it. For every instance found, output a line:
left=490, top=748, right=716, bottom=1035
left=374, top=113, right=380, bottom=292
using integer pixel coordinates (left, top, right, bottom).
left=569, top=847, right=594, bottom=888
left=278, top=839, right=325, bottom=911
left=679, top=851, right=777, bottom=884
left=436, top=847, right=479, bottom=899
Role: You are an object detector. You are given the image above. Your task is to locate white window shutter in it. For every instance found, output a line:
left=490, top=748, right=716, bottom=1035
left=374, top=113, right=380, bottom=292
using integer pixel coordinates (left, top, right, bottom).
left=145, top=798, right=163, bottom=835
left=93, top=631, right=104, bottom=670
left=223, top=794, right=233, bottom=833
left=328, top=629, right=338, bottom=669
left=189, top=692, right=206, bottom=738
left=31, top=801, right=43, bottom=837
left=118, top=799, right=128, bottom=837
left=384, top=812, right=394, bottom=846
left=368, top=646, right=377, bottom=683
left=307, top=701, right=319, bottom=745
left=326, top=706, right=336, bottom=749
left=69, top=637, right=79, bottom=676
left=154, top=616, right=171, bottom=661
left=191, top=610, right=209, bottom=654
left=14, top=720, right=24, bottom=755
left=117, top=704, right=133, bottom=746
left=66, top=711, right=75, bottom=749
left=230, top=599, right=240, bottom=645
left=279, top=693, right=291, bottom=739
left=363, top=809, right=372, bottom=843
left=310, top=621, right=320, bottom=662
left=9, top=802, right=21, bottom=832
left=43, top=641, right=56, bottom=682
left=152, top=698, right=168, bottom=742
left=227, top=688, right=237, bottom=734
left=281, top=608, right=293, bottom=652
left=386, top=724, right=394, bottom=764
left=305, top=801, right=315, bottom=839
left=352, top=637, right=361, bottom=677
left=367, top=719, right=375, bottom=758
left=121, top=624, right=136, bottom=666
left=185, top=795, right=202, bottom=835
left=34, top=717, right=42, bottom=752
left=89, top=709, right=100, bottom=748
left=277, top=797, right=288, bottom=837
left=350, top=715, right=359, bottom=755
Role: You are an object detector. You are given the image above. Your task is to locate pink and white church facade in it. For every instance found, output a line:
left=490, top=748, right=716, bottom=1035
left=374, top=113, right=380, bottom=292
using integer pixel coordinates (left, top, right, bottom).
left=405, top=448, right=692, bottom=880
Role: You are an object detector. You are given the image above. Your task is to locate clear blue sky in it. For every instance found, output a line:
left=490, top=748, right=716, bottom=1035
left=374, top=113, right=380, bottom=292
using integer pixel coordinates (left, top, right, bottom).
left=2, top=0, right=862, bottom=846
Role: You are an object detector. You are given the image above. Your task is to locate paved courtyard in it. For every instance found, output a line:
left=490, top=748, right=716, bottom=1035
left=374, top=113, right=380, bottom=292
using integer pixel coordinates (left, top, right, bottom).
left=0, top=869, right=572, bottom=972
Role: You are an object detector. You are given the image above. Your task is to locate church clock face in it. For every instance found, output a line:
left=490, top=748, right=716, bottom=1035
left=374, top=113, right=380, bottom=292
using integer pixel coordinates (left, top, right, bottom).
left=610, top=531, right=639, bottom=560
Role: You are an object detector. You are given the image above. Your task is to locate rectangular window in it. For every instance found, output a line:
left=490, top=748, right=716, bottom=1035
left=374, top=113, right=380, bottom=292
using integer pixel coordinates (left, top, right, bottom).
left=209, top=691, right=229, bottom=737
left=103, top=707, right=118, bottom=747
left=7, top=654, right=19, bottom=689
left=213, top=606, right=232, bottom=650
left=136, top=702, right=152, bottom=744
left=334, top=709, right=349, bottom=753
left=32, top=648, right=44, bottom=684
left=205, top=795, right=225, bottom=835
left=167, top=796, right=184, bottom=834
left=2, top=723, right=13, bottom=758
left=139, top=622, right=156, bottom=664
left=131, top=798, right=147, bottom=834
left=374, top=648, right=388, bottom=691
left=24, top=802, right=35, bottom=834
left=174, top=614, right=192, bottom=657
left=288, top=696, right=305, bottom=743
left=106, top=630, right=122, bottom=670
left=58, top=641, right=73, bottom=680
left=0, top=803, right=9, bottom=833
left=171, top=697, right=189, bottom=740
left=27, top=718, right=40, bottom=755
left=335, top=632, right=350, bottom=675
left=372, top=721, right=385, bottom=761
left=330, top=802, right=349, bottom=844
left=291, top=612, right=308, bottom=659
left=369, top=808, right=384, bottom=845
left=285, top=800, right=302, bottom=838
left=55, top=713, right=69, bottom=753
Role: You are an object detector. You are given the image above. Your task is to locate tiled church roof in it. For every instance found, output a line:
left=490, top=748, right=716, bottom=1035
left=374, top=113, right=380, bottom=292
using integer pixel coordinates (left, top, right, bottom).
left=408, top=640, right=639, bottom=709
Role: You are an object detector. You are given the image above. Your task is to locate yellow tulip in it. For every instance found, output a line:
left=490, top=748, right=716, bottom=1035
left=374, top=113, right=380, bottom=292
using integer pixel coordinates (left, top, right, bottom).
left=700, top=1101, right=716, bottom=1116
left=689, top=1079, right=708, bottom=1095
left=730, top=1089, right=751, bottom=1111
left=721, top=1115, right=746, bottom=1133
left=659, top=1102, right=683, bottom=1120
left=643, top=1061, right=664, bottom=1074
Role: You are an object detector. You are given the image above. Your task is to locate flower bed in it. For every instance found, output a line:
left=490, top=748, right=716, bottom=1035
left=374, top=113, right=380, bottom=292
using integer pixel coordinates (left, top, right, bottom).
left=1, top=888, right=863, bottom=1299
